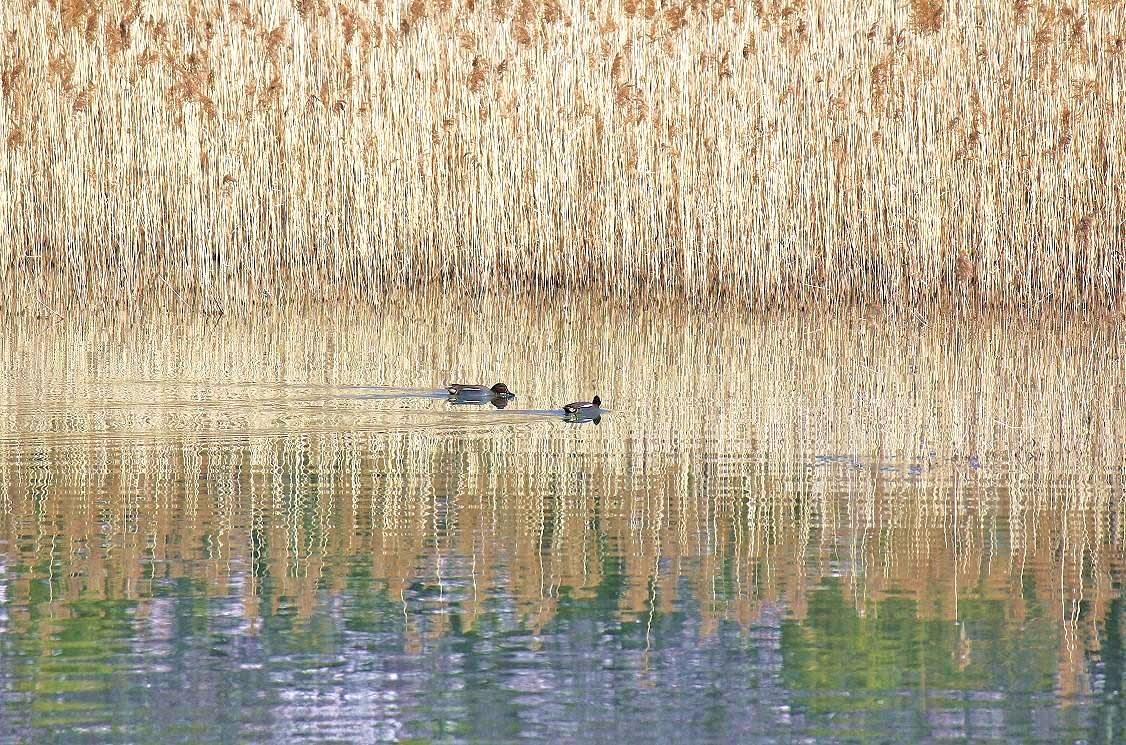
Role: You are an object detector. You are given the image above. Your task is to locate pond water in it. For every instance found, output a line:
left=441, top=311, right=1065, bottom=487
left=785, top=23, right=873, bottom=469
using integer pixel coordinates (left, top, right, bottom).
left=0, top=297, right=1123, bottom=743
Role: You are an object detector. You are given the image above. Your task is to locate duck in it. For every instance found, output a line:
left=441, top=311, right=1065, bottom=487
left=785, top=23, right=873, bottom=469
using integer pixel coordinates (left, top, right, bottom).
left=446, top=382, right=515, bottom=401
left=562, top=394, right=601, bottom=415
left=563, top=395, right=602, bottom=423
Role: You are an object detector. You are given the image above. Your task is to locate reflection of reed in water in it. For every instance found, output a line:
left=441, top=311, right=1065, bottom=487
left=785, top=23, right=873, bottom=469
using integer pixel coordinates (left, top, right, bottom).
left=0, top=297, right=1123, bottom=696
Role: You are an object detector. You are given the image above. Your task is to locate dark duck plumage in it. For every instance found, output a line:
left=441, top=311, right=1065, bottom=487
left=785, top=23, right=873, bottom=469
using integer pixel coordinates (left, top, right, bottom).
left=563, top=395, right=602, bottom=416
left=446, top=382, right=515, bottom=399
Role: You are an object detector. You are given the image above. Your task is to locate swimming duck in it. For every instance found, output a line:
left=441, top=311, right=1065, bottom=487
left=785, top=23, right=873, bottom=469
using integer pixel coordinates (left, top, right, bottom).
left=563, top=395, right=602, bottom=423
left=563, top=394, right=601, bottom=414
left=446, top=382, right=515, bottom=400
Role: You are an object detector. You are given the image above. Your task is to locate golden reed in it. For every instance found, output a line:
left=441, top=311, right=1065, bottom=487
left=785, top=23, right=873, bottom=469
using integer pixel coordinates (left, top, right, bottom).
left=1, top=1, right=1124, bottom=313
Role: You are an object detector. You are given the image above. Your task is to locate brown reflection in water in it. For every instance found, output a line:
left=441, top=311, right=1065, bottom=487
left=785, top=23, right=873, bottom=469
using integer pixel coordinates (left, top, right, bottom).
left=0, top=296, right=1124, bottom=696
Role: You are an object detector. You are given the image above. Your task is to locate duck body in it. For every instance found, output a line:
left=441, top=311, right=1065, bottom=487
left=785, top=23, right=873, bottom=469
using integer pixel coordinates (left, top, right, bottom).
left=446, top=382, right=515, bottom=402
left=563, top=395, right=602, bottom=423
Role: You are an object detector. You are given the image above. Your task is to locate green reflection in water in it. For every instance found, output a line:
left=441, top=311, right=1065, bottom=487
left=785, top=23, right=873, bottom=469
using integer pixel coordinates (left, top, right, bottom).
left=783, top=579, right=1056, bottom=695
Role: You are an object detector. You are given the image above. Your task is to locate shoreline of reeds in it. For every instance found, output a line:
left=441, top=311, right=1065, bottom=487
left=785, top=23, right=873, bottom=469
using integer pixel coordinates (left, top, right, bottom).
left=2, top=1, right=1124, bottom=315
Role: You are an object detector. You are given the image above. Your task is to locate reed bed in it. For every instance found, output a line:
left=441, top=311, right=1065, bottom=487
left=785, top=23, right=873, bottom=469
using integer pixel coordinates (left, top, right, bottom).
left=1, top=299, right=1123, bottom=694
left=1, top=1, right=1124, bottom=313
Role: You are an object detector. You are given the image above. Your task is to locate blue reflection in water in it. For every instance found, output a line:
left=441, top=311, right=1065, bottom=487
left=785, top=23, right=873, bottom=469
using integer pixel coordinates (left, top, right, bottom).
left=0, top=548, right=1121, bottom=743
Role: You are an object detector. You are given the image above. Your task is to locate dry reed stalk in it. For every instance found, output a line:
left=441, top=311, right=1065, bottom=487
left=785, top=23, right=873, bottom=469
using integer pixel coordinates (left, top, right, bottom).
left=0, top=1, right=1123, bottom=313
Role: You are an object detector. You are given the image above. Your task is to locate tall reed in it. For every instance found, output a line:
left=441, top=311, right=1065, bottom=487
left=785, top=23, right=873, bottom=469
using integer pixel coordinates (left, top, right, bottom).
left=1, top=1, right=1123, bottom=313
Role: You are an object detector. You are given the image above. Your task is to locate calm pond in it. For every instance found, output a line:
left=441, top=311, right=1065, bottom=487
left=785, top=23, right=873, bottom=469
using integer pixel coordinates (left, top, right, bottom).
left=1, top=297, right=1123, bottom=743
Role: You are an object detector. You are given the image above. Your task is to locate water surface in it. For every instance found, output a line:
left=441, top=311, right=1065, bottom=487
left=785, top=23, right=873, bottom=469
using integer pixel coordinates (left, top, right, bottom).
left=1, top=298, right=1124, bottom=743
